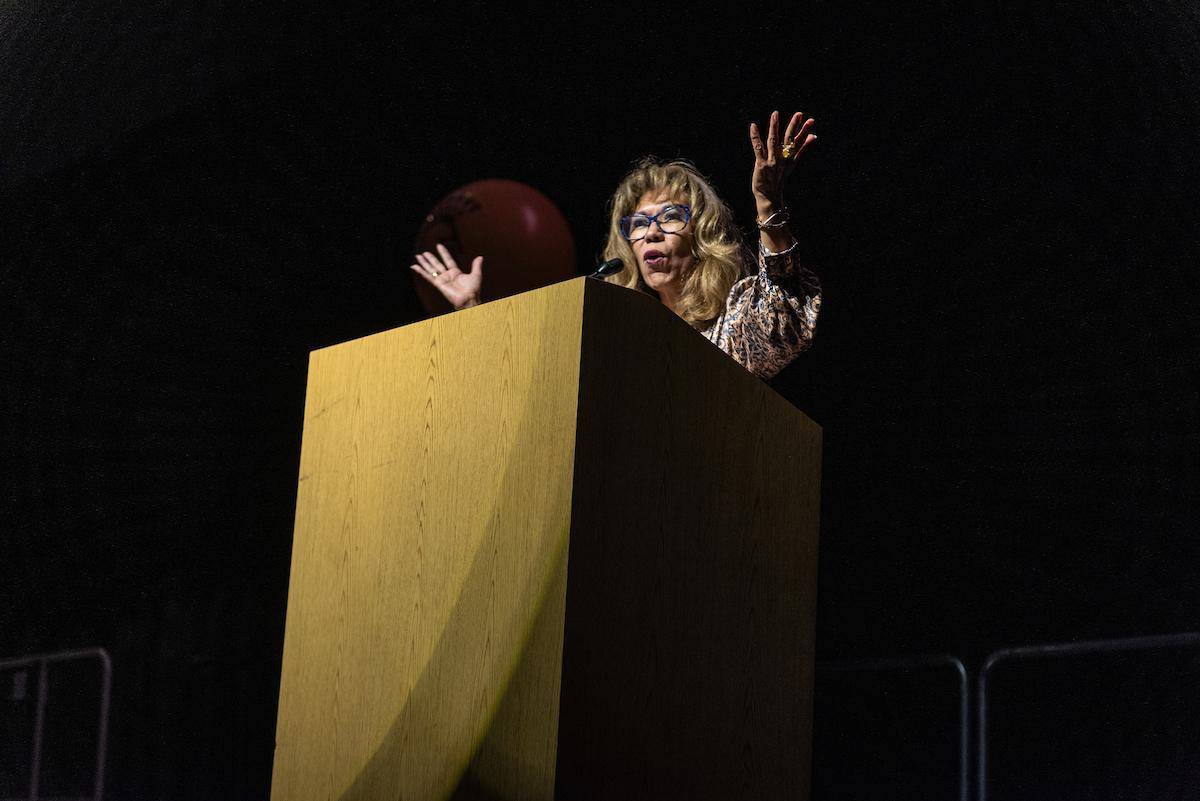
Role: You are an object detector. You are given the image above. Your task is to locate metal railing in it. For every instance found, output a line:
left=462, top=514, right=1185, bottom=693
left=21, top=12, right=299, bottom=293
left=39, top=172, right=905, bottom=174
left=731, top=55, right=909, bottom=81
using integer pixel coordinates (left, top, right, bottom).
left=817, top=653, right=969, bottom=801
left=977, top=631, right=1200, bottom=801
left=0, top=648, right=111, bottom=801
left=816, top=632, right=1200, bottom=800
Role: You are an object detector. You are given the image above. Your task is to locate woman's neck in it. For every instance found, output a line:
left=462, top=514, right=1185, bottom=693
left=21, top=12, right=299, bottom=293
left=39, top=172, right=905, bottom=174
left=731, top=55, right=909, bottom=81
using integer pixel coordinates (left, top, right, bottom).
left=656, top=283, right=685, bottom=317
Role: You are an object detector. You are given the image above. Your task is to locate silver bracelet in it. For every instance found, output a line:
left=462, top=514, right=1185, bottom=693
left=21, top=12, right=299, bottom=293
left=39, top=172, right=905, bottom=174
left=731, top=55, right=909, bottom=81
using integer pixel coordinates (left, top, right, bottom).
left=755, top=208, right=791, bottom=229
left=759, top=239, right=799, bottom=258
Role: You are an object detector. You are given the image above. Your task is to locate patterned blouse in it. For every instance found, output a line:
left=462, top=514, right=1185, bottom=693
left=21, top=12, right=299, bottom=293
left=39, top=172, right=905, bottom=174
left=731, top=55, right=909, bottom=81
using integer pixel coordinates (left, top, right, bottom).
left=700, top=241, right=822, bottom=379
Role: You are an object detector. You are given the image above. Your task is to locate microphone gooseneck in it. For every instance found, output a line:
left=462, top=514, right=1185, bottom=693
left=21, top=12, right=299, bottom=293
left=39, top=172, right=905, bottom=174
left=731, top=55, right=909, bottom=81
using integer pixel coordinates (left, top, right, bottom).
left=589, top=258, right=624, bottom=279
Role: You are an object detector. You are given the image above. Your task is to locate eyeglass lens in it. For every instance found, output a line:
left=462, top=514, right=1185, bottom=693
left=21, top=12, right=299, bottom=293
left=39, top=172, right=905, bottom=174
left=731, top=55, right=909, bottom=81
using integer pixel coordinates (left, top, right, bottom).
left=625, top=205, right=689, bottom=241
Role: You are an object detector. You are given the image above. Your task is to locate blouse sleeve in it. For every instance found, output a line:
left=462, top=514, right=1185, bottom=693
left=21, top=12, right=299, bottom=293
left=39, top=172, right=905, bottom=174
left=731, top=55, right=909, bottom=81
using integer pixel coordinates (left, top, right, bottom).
left=701, top=241, right=821, bottom=379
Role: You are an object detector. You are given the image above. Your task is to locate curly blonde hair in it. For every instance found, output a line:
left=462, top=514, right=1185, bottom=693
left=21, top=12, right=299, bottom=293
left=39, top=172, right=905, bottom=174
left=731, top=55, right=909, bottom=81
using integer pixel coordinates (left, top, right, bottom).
left=602, top=158, right=751, bottom=329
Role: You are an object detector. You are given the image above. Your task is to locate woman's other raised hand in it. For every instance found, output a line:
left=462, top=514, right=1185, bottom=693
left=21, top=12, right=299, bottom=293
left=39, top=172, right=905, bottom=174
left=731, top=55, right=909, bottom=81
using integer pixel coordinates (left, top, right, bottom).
left=748, top=110, right=817, bottom=209
left=409, top=243, right=483, bottom=310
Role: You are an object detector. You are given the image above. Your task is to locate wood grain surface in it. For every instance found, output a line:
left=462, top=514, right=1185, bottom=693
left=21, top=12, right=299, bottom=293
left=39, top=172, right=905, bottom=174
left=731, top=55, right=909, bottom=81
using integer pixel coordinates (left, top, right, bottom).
left=556, top=279, right=823, bottom=801
left=272, top=280, right=586, bottom=801
left=272, top=277, right=821, bottom=800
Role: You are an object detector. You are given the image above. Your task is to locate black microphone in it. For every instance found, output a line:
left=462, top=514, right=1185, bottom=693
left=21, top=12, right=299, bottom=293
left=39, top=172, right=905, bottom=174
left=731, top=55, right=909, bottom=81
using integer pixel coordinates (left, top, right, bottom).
left=589, top=258, right=623, bottom=279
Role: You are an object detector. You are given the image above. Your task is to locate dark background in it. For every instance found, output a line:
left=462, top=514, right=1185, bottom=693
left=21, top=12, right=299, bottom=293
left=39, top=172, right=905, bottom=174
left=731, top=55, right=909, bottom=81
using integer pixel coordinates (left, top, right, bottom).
left=3, top=1, right=1199, bottom=798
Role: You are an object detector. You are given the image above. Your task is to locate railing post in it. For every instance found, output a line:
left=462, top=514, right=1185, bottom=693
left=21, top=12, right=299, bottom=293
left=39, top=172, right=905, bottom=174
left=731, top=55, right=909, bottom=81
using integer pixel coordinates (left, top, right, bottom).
left=28, top=659, right=49, bottom=801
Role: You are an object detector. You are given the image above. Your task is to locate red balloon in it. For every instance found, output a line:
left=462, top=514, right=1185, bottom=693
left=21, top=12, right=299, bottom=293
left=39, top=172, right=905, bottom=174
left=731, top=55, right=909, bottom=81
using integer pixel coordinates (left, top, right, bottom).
left=413, top=179, right=576, bottom=315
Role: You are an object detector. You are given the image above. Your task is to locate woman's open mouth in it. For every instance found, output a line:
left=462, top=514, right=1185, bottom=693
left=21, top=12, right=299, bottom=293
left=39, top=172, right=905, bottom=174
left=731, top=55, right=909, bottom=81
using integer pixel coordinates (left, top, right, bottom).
left=643, top=250, right=667, bottom=269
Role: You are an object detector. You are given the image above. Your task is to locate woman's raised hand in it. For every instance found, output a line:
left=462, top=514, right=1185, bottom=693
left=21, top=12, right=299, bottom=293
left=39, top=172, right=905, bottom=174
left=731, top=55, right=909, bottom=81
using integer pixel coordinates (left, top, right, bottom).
left=409, top=243, right=483, bottom=310
left=749, top=110, right=817, bottom=208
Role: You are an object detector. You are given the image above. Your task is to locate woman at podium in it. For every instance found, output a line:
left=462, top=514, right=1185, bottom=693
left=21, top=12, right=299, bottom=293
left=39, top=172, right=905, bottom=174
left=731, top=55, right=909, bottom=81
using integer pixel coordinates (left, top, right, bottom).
left=411, top=110, right=821, bottom=380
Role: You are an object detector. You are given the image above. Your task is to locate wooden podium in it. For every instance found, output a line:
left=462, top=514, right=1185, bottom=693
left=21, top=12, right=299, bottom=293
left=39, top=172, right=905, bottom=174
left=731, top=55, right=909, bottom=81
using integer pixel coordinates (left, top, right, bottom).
left=271, top=277, right=822, bottom=801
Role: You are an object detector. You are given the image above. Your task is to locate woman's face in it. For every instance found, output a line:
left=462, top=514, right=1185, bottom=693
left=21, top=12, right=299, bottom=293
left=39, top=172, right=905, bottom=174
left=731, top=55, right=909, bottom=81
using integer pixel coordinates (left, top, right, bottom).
left=629, top=191, right=697, bottom=295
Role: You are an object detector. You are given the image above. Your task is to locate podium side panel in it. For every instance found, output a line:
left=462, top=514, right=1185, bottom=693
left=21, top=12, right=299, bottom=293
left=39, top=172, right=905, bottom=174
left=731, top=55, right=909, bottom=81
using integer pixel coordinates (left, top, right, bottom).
left=557, top=280, right=822, bottom=801
left=272, top=280, right=586, bottom=801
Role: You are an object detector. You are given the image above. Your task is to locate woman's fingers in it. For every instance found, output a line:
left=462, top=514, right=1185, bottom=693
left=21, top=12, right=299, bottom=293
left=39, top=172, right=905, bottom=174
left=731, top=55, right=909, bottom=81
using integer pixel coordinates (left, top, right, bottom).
left=414, top=252, right=439, bottom=277
left=415, top=249, right=463, bottom=281
left=783, top=111, right=803, bottom=144
left=794, top=117, right=816, bottom=146
left=783, top=116, right=815, bottom=154
left=782, top=118, right=818, bottom=173
left=753, top=111, right=809, bottom=164
left=436, top=243, right=460, bottom=272
left=409, top=262, right=439, bottom=285
left=749, top=121, right=766, bottom=162
left=410, top=247, right=483, bottom=311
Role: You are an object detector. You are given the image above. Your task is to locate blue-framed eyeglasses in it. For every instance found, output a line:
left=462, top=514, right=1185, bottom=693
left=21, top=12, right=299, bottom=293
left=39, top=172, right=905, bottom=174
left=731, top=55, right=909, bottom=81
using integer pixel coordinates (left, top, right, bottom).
left=619, top=204, right=692, bottom=242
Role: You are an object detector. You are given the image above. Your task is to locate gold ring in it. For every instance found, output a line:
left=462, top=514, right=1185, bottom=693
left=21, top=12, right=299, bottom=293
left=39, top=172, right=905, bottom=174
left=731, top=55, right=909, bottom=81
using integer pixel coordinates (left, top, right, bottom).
left=782, top=142, right=796, bottom=159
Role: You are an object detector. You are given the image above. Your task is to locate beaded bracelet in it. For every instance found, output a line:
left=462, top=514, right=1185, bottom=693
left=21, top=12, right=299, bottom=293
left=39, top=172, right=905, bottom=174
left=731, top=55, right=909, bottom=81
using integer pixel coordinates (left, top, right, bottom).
left=756, top=208, right=791, bottom=229
left=760, top=239, right=799, bottom=258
